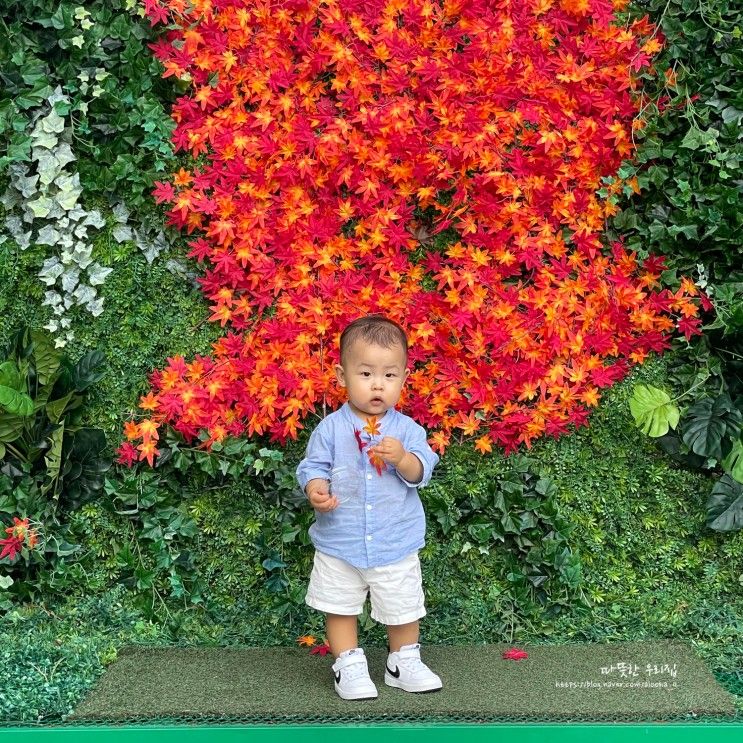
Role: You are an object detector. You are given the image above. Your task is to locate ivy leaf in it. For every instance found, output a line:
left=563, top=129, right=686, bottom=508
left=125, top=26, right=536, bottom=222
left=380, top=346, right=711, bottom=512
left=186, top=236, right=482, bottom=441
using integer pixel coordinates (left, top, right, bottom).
left=27, top=195, right=52, bottom=219
left=54, top=172, right=82, bottom=210
left=629, top=384, right=680, bottom=437
left=88, top=263, right=114, bottom=285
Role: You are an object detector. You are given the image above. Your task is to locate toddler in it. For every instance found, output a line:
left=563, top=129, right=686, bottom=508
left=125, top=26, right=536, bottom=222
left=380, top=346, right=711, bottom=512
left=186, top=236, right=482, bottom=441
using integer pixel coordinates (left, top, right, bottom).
left=296, top=314, right=443, bottom=700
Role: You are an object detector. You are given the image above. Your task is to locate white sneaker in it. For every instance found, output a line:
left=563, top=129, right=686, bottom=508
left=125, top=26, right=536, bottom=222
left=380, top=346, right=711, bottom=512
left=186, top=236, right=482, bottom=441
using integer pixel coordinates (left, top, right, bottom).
left=385, top=642, right=443, bottom=693
left=331, top=648, right=378, bottom=700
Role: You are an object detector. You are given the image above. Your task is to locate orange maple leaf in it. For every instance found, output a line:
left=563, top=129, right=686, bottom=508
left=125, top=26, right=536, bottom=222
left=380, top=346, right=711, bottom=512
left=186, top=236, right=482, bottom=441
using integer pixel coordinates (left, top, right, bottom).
left=363, top=416, right=381, bottom=436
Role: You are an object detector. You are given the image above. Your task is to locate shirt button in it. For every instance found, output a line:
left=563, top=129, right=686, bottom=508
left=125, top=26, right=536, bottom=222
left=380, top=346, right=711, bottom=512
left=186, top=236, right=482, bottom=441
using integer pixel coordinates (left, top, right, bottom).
left=366, top=504, right=372, bottom=511
left=366, top=474, right=372, bottom=480
left=367, top=535, right=372, bottom=541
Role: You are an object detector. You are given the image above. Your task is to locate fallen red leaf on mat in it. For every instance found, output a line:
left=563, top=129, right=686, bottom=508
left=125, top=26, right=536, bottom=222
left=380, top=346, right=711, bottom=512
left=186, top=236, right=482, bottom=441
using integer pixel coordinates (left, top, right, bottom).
left=502, top=647, right=529, bottom=660
left=310, top=642, right=331, bottom=656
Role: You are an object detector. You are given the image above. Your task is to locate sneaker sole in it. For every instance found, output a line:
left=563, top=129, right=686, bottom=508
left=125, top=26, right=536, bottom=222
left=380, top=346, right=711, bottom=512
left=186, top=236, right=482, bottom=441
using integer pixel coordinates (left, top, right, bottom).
left=334, top=683, right=379, bottom=701
left=384, top=672, right=443, bottom=693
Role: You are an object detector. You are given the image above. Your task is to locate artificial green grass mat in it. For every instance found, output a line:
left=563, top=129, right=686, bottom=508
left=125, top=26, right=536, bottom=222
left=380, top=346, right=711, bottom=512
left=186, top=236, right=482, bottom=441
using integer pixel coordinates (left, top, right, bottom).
left=71, top=640, right=737, bottom=723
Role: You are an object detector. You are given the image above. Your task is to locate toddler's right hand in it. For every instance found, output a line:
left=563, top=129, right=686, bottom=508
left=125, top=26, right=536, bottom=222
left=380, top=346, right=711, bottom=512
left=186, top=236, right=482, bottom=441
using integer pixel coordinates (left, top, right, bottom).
left=307, top=481, right=338, bottom=512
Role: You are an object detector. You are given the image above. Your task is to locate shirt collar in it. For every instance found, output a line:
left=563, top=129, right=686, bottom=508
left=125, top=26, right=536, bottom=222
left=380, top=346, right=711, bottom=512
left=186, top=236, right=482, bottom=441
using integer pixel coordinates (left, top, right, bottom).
left=342, top=400, right=394, bottom=436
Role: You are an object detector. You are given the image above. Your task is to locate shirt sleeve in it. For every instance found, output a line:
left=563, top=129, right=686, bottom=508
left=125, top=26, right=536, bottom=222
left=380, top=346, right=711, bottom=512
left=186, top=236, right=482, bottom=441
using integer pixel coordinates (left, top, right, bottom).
left=395, top=421, right=440, bottom=489
left=296, top=420, right=334, bottom=495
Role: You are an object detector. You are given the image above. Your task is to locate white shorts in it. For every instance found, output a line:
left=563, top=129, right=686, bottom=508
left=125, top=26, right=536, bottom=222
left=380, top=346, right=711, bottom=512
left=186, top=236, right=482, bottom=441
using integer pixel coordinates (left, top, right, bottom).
left=305, top=550, right=426, bottom=625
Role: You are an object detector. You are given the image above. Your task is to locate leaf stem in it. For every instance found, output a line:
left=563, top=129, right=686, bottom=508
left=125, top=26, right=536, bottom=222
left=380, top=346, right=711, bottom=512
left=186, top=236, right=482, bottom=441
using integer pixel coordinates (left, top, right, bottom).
left=669, top=375, right=709, bottom=404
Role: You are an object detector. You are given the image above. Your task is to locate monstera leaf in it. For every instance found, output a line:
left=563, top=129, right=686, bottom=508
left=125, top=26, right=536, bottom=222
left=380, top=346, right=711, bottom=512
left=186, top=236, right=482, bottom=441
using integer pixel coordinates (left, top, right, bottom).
left=654, top=431, right=707, bottom=470
left=681, top=395, right=743, bottom=460
left=722, top=438, right=743, bottom=484
left=629, top=384, right=680, bottom=437
left=0, top=361, right=34, bottom=417
left=706, top=474, right=743, bottom=532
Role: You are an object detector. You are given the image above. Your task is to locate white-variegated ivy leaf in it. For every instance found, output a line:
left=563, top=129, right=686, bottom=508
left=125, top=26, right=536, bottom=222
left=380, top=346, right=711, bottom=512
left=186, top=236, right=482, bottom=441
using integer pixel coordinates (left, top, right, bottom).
left=1, top=187, right=20, bottom=210
left=43, top=320, right=59, bottom=333
left=55, top=142, right=76, bottom=169
left=54, top=336, right=68, bottom=349
left=60, top=317, right=71, bottom=329
left=87, top=297, right=105, bottom=317
left=73, top=283, right=96, bottom=304
left=31, top=130, right=58, bottom=150
left=63, top=294, right=75, bottom=310
left=72, top=241, right=93, bottom=268
left=8, top=162, right=28, bottom=178
left=48, top=86, right=69, bottom=107
left=142, top=241, right=163, bottom=263
left=14, top=172, right=39, bottom=198
left=165, top=258, right=194, bottom=280
left=35, top=150, right=63, bottom=186
left=113, top=224, right=133, bottom=243
left=61, top=266, right=80, bottom=293
left=46, top=201, right=66, bottom=221
left=71, top=243, right=93, bottom=268
left=42, top=290, right=62, bottom=307
left=16, top=231, right=32, bottom=250
left=54, top=173, right=82, bottom=210
left=28, top=196, right=53, bottom=219
left=88, top=262, right=113, bottom=286
left=136, top=228, right=168, bottom=263
left=39, top=109, right=65, bottom=135
left=41, top=255, right=62, bottom=271
left=4, top=214, right=23, bottom=237
left=36, top=225, right=61, bottom=246
left=68, top=205, right=87, bottom=222
left=83, top=210, right=105, bottom=229
left=39, top=257, right=64, bottom=286
left=73, top=223, right=88, bottom=239
left=0, top=235, right=6, bottom=245
left=113, top=202, right=130, bottom=223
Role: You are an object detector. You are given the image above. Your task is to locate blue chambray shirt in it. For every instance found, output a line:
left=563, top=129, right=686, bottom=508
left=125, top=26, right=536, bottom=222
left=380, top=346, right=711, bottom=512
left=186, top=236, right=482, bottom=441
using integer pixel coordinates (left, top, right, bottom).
left=296, top=401, right=440, bottom=569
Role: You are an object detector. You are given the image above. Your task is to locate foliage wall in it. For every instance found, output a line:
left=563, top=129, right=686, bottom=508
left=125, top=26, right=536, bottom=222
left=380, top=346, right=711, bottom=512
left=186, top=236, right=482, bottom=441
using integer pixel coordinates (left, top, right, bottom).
left=0, top=0, right=742, bottom=724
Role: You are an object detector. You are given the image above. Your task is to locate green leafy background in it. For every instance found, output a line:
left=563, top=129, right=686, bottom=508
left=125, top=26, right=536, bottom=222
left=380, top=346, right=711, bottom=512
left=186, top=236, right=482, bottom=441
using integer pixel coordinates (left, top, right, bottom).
left=0, top=0, right=742, bottom=725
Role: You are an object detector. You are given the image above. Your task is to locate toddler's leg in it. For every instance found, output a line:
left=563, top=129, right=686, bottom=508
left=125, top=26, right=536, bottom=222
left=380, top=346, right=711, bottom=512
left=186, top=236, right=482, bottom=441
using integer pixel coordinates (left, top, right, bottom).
left=326, top=613, right=359, bottom=657
left=387, top=619, right=419, bottom=652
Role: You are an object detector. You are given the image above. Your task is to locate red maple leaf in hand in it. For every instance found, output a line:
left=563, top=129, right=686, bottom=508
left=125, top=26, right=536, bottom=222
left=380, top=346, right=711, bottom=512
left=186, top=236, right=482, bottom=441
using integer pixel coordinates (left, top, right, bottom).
left=353, top=428, right=367, bottom=452
left=368, top=448, right=386, bottom=475
left=502, top=647, right=529, bottom=660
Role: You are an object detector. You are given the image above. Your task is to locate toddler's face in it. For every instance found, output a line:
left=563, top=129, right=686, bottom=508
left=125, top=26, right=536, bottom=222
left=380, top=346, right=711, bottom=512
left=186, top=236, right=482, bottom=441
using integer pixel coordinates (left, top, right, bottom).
left=335, top=339, right=409, bottom=420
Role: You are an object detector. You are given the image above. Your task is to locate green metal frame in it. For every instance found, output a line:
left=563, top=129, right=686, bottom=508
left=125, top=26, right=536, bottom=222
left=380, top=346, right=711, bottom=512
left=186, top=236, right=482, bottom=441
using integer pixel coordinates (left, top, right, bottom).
left=1, top=724, right=741, bottom=741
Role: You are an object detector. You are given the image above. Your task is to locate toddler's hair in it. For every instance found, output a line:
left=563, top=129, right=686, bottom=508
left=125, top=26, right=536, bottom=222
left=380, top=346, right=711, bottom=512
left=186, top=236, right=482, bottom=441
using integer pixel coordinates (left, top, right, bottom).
left=339, top=314, right=408, bottom=368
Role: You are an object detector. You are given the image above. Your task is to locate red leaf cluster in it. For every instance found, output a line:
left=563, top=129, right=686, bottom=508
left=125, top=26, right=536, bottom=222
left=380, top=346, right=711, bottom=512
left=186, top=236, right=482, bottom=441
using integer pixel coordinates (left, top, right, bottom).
left=118, top=0, right=706, bottom=468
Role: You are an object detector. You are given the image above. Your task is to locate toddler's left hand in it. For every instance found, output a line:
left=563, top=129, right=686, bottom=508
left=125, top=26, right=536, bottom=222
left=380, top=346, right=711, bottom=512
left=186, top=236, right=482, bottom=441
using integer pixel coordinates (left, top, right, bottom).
left=368, top=436, right=406, bottom=467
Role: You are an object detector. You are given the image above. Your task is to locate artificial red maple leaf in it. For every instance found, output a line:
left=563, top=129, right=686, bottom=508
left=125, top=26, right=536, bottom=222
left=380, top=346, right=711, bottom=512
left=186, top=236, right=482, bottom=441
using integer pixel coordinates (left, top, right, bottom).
left=353, top=428, right=367, bottom=452
left=310, top=642, right=331, bottom=656
left=502, top=648, right=529, bottom=661
left=368, top=448, right=386, bottom=476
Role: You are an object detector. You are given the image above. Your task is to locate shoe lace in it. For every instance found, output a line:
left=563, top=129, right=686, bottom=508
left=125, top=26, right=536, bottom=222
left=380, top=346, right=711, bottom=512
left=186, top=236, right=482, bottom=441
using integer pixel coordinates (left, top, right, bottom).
left=395, top=652, right=430, bottom=677
left=340, top=658, right=370, bottom=682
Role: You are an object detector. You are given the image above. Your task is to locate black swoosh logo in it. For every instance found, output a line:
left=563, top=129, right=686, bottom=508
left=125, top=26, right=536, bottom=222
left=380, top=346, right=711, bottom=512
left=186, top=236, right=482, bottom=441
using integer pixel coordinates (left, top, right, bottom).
left=386, top=664, right=400, bottom=678
left=335, top=671, right=341, bottom=683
